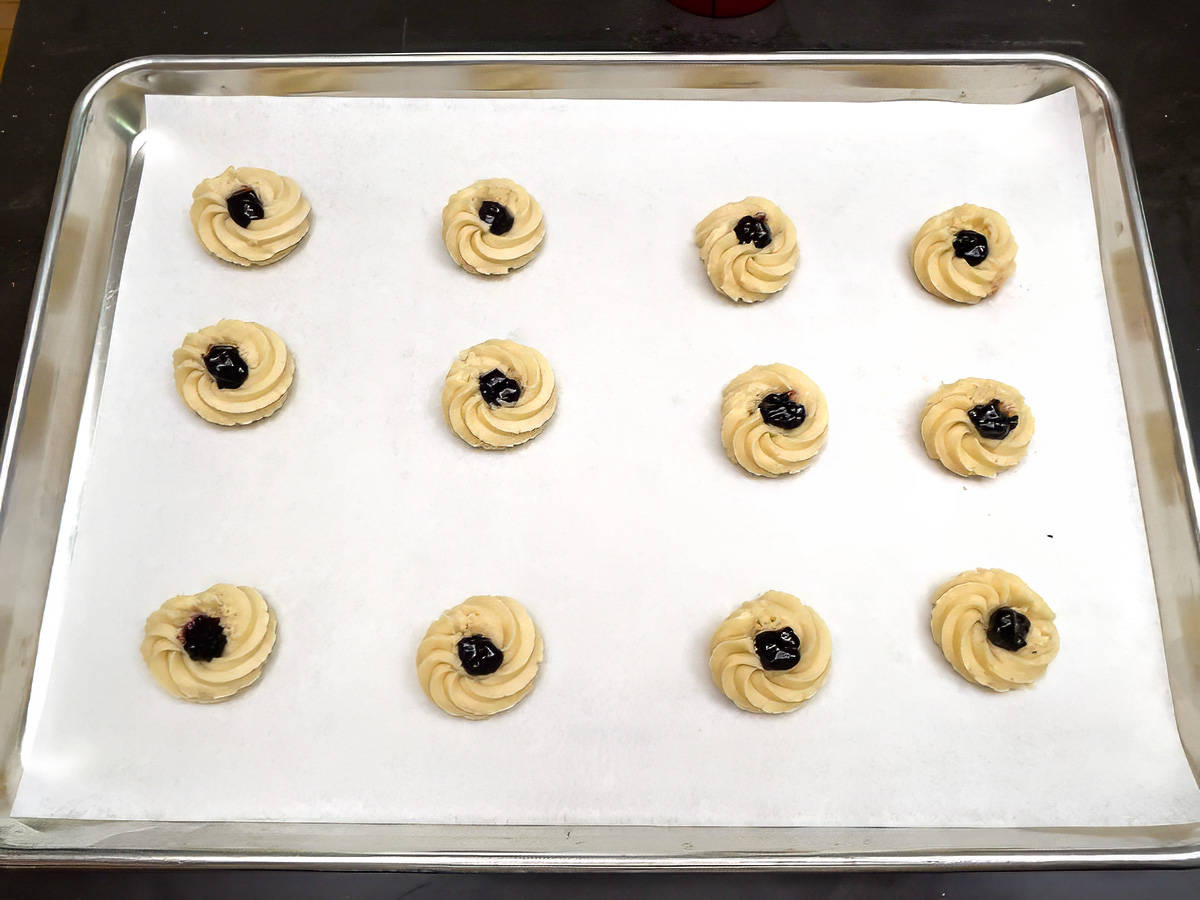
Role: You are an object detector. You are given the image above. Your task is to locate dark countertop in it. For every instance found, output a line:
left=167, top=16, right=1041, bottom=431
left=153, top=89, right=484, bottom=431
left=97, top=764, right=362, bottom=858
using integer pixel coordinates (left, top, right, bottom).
left=1, top=0, right=1197, bottom=895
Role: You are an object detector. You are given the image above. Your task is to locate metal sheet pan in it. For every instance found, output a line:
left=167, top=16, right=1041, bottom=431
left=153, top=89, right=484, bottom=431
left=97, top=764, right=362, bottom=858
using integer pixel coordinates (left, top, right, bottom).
left=0, top=52, right=1196, bottom=870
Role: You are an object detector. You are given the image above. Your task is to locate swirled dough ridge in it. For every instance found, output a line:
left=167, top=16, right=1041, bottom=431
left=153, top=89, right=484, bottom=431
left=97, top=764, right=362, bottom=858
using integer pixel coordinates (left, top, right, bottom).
left=442, top=339, right=557, bottom=449
left=709, top=590, right=832, bottom=714
left=416, top=595, right=544, bottom=719
left=721, top=363, right=829, bottom=477
left=442, top=178, right=545, bottom=275
left=920, top=377, right=1033, bottom=477
left=173, top=319, right=296, bottom=426
left=190, top=166, right=311, bottom=266
left=930, top=568, right=1059, bottom=691
left=694, top=197, right=799, bottom=302
left=141, top=584, right=277, bottom=703
left=911, top=204, right=1017, bottom=304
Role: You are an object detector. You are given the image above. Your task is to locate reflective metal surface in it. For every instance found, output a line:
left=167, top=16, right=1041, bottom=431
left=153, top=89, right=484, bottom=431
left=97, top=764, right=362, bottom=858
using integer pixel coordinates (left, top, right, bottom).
left=0, top=52, right=1196, bottom=870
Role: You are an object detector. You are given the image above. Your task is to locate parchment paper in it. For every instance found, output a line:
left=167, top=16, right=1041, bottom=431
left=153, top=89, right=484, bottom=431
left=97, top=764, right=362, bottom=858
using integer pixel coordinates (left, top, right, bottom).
left=14, top=90, right=1200, bottom=826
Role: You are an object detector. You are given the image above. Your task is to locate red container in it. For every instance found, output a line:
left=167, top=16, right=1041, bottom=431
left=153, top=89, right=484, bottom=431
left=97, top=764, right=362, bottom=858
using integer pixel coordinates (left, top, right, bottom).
left=668, top=0, right=775, bottom=17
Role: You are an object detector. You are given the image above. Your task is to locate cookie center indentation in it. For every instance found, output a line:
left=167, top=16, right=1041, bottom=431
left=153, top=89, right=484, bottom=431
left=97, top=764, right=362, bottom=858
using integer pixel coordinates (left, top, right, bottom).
left=226, top=187, right=266, bottom=229
left=734, top=213, right=772, bottom=249
left=478, top=201, right=515, bottom=236
left=457, top=634, right=504, bottom=676
left=952, top=229, right=989, bottom=266
left=754, top=627, right=802, bottom=671
left=181, top=614, right=228, bottom=662
left=758, top=391, right=807, bottom=430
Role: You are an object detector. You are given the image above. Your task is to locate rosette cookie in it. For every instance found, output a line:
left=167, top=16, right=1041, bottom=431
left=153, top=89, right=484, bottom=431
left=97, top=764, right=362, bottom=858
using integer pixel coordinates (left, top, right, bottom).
left=694, top=197, right=799, bottom=302
left=721, top=363, right=829, bottom=477
left=442, top=339, right=557, bottom=449
left=931, top=568, right=1059, bottom=692
left=173, top=319, right=296, bottom=426
left=920, top=378, right=1033, bottom=478
left=416, top=595, right=544, bottom=719
left=911, top=204, right=1017, bottom=304
left=141, top=584, right=278, bottom=703
left=190, top=166, right=311, bottom=266
left=709, top=590, right=832, bottom=714
left=442, top=178, right=546, bottom=275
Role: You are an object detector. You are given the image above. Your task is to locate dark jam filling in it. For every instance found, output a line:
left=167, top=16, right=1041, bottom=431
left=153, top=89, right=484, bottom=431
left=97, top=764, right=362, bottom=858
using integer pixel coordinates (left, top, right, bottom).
left=967, top=399, right=1019, bottom=440
left=758, top=391, right=807, bottom=430
left=203, top=344, right=250, bottom=390
left=986, top=606, right=1031, bottom=652
left=478, top=200, right=515, bottom=236
left=479, top=368, right=521, bottom=407
left=457, top=634, right=504, bottom=676
left=754, top=627, right=802, bottom=671
left=952, top=229, right=989, bottom=267
left=226, top=188, right=266, bottom=229
left=734, top=213, right=772, bottom=249
left=181, top=614, right=228, bottom=662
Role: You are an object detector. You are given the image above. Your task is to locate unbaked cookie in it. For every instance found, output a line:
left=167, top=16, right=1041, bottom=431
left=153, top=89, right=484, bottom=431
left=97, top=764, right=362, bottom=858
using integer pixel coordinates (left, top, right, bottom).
left=173, top=319, right=296, bottom=426
left=921, top=378, right=1033, bottom=477
left=442, top=178, right=545, bottom=275
left=416, top=595, right=544, bottom=719
left=442, top=339, right=557, bottom=449
left=721, top=363, right=829, bottom=477
left=190, top=166, right=311, bottom=266
left=141, top=583, right=278, bottom=703
left=709, top=590, right=832, bottom=714
left=694, top=197, right=799, bottom=302
left=911, top=204, right=1017, bottom=304
left=930, top=568, right=1059, bottom=692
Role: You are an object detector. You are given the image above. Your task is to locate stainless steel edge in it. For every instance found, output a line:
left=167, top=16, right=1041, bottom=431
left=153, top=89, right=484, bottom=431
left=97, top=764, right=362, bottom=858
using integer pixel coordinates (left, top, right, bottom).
left=1, top=51, right=1196, bottom=871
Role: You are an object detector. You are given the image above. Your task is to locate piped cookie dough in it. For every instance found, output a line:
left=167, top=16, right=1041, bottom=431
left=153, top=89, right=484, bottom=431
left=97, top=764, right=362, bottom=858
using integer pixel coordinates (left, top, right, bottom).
left=442, top=178, right=546, bottom=275
left=141, top=583, right=278, bottom=703
left=911, top=204, right=1017, bottom=304
left=920, top=377, right=1033, bottom=477
left=190, top=166, right=311, bottom=266
left=442, top=339, right=557, bottom=449
left=720, top=363, right=829, bottom=477
left=709, top=590, right=832, bottom=714
left=930, top=568, right=1059, bottom=691
left=173, top=319, right=295, bottom=425
left=694, top=197, right=799, bottom=302
left=416, top=595, right=544, bottom=719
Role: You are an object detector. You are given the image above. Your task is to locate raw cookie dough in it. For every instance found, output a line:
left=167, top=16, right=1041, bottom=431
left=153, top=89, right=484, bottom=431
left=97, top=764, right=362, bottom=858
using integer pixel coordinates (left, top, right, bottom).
left=920, top=377, right=1033, bottom=477
left=442, top=178, right=546, bottom=275
left=930, top=568, right=1059, bottom=691
left=694, top=197, right=799, bottom=302
left=173, top=319, right=296, bottom=426
left=190, top=166, right=311, bottom=266
left=911, top=204, right=1017, bottom=304
left=721, top=363, right=829, bottom=477
left=416, top=595, right=544, bottom=720
left=709, top=590, right=832, bottom=714
left=141, top=584, right=278, bottom=703
left=442, top=339, right=557, bottom=449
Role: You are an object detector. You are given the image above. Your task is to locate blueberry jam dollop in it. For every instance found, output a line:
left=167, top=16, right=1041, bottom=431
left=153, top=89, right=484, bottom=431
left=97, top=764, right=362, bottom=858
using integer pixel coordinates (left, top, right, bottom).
left=758, top=391, right=807, bottom=430
left=203, top=344, right=250, bottom=390
left=226, top=187, right=266, bottom=229
left=457, top=634, right=504, bottom=676
left=754, top=627, right=802, bottom=671
left=181, top=614, right=228, bottom=662
left=478, top=200, right=515, bottom=236
left=952, top=229, right=989, bottom=267
left=479, top=368, right=521, bottom=407
left=734, top=213, right=772, bottom=249
left=967, top=399, right=1019, bottom=440
left=986, top=606, right=1031, bottom=652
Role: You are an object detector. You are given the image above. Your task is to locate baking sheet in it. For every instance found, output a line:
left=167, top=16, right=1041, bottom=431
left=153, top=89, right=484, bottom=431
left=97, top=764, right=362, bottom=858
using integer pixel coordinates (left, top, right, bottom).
left=14, top=89, right=1200, bottom=826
